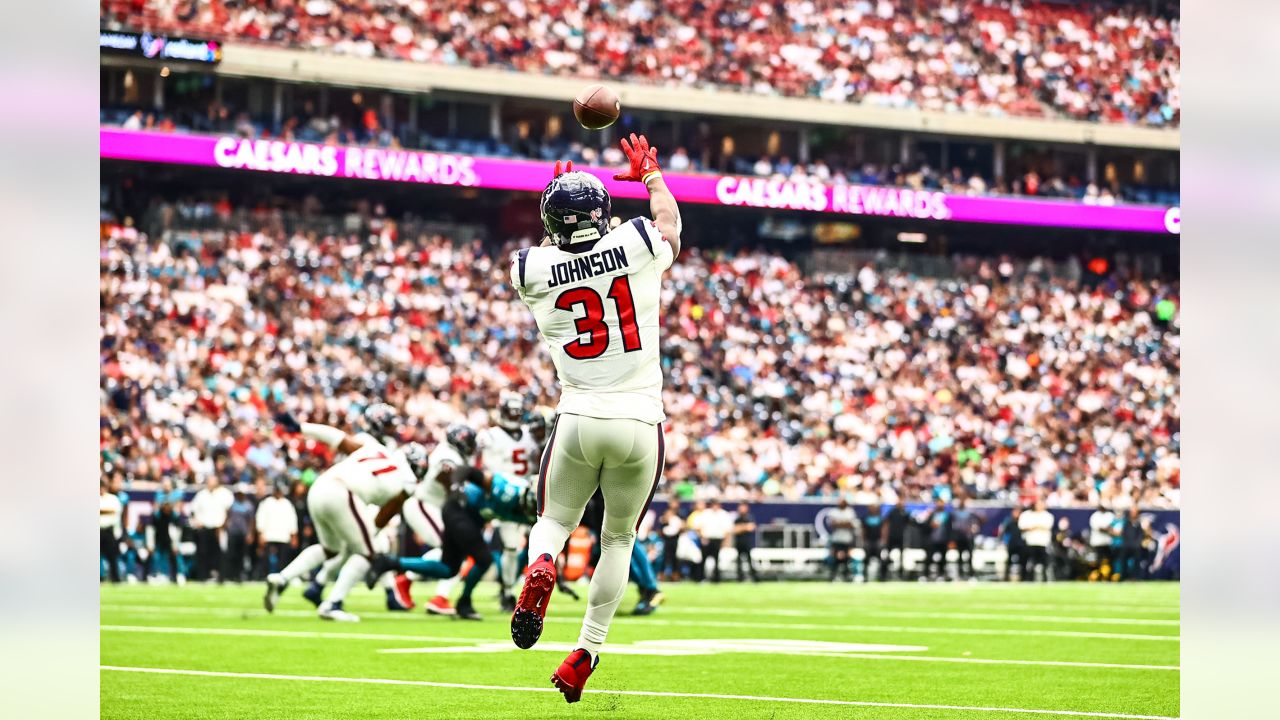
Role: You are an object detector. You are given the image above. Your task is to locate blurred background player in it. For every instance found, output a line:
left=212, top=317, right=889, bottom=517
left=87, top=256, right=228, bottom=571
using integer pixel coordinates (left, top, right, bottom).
left=477, top=392, right=540, bottom=611
left=263, top=409, right=427, bottom=621
left=396, top=423, right=478, bottom=616
left=526, top=407, right=555, bottom=453
left=295, top=405, right=414, bottom=612
left=508, top=134, right=680, bottom=703
left=370, top=465, right=536, bottom=620
left=630, top=507, right=664, bottom=614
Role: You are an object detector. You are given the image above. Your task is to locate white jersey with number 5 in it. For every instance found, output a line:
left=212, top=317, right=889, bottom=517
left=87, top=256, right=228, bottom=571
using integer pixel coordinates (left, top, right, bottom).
left=325, top=439, right=419, bottom=507
left=477, top=426, right=540, bottom=482
left=511, top=217, right=672, bottom=424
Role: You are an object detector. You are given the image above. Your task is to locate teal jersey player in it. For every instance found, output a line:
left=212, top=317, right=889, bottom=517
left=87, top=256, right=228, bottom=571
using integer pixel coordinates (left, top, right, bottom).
left=463, top=472, right=537, bottom=525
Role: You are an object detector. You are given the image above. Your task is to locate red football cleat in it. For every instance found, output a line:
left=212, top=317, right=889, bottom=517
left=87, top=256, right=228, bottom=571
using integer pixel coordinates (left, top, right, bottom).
left=426, top=594, right=455, bottom=616
left=551, top=648, right=597, bottom=703
left=511, top=553, right=556, bottom=649
left=392, top=573, right=415, bottom=609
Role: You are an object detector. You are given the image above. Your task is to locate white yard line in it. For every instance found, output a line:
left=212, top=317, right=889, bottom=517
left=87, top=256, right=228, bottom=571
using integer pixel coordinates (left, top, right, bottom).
left=802, top=652, right=1177, bottom=671
left=100, top=624, right=478, bottom=644
left=540, top=616, right=1179, bottom=642
left=942, top=599, right=1177, bottom=609
left=98, top=603, right=1179, bottom=641
left=100, top=666, right=1178, bottom=719
left=656, top=606, right=1180, bottom=623
left=864, top=611, right=1180, bottom=626
left=100, top=625, right=1177, bottom=672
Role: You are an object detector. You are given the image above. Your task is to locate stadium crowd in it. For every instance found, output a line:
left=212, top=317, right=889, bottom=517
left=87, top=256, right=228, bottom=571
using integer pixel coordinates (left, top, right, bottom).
left=102, top=0, right=1179, bottom=127
left=100, top=198, right=1181, bottom=518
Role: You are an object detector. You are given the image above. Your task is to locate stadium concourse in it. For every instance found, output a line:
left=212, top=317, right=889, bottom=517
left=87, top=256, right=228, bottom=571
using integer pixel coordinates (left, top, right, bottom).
left=101, top=0, right=1180, bottom=127
left=100, top=199, right=1180, bottom=511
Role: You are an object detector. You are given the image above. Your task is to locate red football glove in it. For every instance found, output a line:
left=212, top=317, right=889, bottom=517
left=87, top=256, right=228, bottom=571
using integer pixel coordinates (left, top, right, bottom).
left=613, top=133, right=661, bottom=183
left=554, top=160, right=574, bottom=178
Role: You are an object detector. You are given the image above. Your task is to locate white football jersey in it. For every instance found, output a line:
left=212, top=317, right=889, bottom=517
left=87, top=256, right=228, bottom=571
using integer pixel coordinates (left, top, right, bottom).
left=477, top=425, right=540, bottom=482
left=324, top=439, right=419, bottom=507
left=511, top=217, right=672, bottom=423
left=415, top=442, right=466, bottom=509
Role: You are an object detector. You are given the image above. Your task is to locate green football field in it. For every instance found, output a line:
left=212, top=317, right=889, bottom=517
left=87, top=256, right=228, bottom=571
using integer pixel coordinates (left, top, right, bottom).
left=100, top=580, right=1178, bottom=719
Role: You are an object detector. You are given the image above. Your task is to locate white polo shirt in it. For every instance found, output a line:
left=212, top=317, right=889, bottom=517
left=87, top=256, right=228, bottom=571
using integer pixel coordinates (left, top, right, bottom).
left=255, top=496, right=299, bottom=544
left=699, top=508, right=735, bottom=540
left=1019, top=509, right=1055, bottom=548
left=190, top=485, right=234, bottom=529
left=100, top=493, right=122, bottom=532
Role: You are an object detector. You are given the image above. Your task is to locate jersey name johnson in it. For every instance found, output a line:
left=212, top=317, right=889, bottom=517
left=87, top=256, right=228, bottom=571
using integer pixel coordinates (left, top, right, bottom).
left=512, top=217, right=672, bottom=424
left=547, top=246, right=628, bottom=288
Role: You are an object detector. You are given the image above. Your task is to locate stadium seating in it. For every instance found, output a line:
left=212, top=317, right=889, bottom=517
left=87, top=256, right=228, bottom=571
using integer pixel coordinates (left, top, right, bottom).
left=98, top=200, right=1181, bottom=508
left=100, top=0, right=1180, bottom=127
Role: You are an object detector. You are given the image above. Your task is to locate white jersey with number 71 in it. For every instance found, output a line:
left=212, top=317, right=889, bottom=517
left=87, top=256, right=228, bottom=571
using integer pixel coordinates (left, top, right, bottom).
left=325, top=436, right=419, bottom=507
left=511, top=216, right=672, bottom=424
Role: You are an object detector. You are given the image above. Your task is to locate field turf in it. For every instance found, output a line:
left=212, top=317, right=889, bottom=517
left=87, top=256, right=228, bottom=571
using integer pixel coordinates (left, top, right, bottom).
left=101, top=580, right=1178, bottom=719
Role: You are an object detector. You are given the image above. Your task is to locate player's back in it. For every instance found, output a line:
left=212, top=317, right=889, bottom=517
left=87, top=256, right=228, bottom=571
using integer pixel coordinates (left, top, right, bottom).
left=512, top=217, right=673, bottom=424
left=326, top=440, right=416, bottom=507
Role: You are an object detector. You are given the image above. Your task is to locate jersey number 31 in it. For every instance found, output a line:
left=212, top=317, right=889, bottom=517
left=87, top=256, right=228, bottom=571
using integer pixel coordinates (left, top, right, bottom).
left=555, top=275, right=641, bottom=359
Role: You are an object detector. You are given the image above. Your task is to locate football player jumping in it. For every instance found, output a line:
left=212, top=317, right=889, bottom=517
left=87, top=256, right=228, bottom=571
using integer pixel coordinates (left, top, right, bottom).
left=508, top=134, right=680, bottom=702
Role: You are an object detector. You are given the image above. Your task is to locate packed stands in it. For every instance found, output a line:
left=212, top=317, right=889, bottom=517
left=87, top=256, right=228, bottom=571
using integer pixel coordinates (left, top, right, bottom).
left=99, top=198, right=1180, bottom=508
left=100, top=0, right=1180, bottom=127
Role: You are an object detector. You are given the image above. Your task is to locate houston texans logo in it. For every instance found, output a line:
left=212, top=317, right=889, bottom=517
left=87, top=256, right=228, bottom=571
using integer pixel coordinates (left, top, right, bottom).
left=141, top=32, right=166, bottom=58
left=1152, top=523, right=1180, bottom=570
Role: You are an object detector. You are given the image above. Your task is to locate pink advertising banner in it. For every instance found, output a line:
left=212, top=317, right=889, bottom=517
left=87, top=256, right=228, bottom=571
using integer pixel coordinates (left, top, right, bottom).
left=101, top=129, right=1179, bottom=235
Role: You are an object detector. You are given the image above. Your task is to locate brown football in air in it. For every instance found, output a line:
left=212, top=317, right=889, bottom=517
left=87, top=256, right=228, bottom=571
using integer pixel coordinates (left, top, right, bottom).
left=573, top=84, right=621, bottom=130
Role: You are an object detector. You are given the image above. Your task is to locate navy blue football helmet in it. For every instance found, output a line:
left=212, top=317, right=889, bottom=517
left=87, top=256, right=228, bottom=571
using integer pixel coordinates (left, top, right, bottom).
left=400, top=442, right=429, bottom=480
left=445, top=423, right=478, bottom=459
left=362, top=403, right=399, bottom=443
left=540, top=171, right=611, bottom=246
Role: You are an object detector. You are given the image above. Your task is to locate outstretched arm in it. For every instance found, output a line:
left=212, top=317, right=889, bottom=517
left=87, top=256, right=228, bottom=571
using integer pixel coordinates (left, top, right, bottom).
left=613, top=133, right=682, bottom=259
left=645, top=173, right=682, bottom=259
left=302, top=423, right=367, bottom=455
left=277, top=412, right=367, bottom=455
